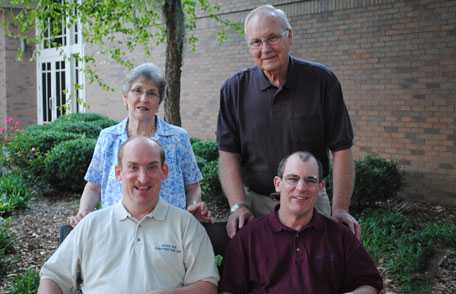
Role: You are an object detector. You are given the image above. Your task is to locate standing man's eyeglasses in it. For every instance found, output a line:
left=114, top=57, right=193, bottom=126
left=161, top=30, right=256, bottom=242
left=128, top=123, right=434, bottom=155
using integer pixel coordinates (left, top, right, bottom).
left=248, top=30, right=289, bottom=49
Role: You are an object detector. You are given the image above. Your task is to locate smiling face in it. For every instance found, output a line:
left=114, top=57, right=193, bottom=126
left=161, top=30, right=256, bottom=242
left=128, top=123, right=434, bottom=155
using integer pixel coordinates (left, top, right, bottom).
left=274, top=154, right=324, bottom=222
left=245, top=14, right=292, bottom=76
left=122, top=77, right=161, bottom=122
left=115, top=137, right=168, bottom=214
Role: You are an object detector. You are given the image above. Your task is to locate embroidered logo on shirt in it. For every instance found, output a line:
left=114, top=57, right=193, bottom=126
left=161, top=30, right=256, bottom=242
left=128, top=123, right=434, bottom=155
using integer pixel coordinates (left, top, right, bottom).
left=155, top=243, right=182, bottom=253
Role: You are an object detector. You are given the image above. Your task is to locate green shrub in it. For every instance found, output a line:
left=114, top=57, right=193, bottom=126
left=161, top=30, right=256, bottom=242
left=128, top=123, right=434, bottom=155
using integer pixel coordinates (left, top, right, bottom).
left=54, top=112, right=112, bottom=123
left=10, top=268, right=40, bottom=294
left=192, top=139, right=218, bottom=162
left=89, top=117, right=118, bottom=129
left=50, top=120, right=102, bottom=139
left=201, top=160, right=222, bottom=201
left=0, top=173, right=31, bottom=215
left=326, top=155, right=402, bottom=209
left=53, top=112, right=117, bottom=130
left=6, top=129, right=82, bottom=176
left=196, top=156, right=208, bottom=171
left=190, top=137, right=202, bottom=145
left=0, top=219, right=15, bottom=276
left=361, top=210, right=456, bottom=293
left=44, top=137, right=96, bottom=193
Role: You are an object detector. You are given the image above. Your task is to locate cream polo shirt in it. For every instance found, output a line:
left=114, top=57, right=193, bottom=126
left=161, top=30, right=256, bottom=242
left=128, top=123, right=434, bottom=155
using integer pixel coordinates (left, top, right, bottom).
left=40, top=199, right=219, bottom=294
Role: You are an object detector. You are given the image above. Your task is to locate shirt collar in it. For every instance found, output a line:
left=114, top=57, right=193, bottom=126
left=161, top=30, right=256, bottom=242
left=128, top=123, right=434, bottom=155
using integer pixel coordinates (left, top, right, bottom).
left=114, top=198, right=169, bottom=222
left=116, top=116, right=174, bottom=138
left=268, top=205, right=325, bottom=233
left=255, top=55, right=297, bottom=91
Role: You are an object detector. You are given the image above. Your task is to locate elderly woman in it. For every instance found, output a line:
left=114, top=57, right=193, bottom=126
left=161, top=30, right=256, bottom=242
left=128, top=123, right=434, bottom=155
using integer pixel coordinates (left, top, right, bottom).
left=70, top=63, right=210, bottom=226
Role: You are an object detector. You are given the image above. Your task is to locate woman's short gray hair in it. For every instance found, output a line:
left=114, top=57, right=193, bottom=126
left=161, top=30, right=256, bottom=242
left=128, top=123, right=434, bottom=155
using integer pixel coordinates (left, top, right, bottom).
left=244, top=4, right=291, bottom=34
left=121, top=63, right=166, bottom=103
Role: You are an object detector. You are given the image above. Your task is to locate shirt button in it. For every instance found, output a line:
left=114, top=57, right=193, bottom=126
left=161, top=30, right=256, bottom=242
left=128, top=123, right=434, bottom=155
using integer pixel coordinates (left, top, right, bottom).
left=137, top=238, right=141, bottom=242
left=296, top=248, right=300, bottom=252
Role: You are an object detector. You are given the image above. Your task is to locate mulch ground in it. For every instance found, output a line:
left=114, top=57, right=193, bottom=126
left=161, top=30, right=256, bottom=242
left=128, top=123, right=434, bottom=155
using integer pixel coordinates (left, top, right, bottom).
left=0, top=195, right=455, bottom=293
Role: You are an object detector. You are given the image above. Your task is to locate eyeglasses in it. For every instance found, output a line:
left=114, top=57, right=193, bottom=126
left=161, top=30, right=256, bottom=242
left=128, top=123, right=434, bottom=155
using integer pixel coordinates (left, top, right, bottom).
left=283, top=175, right=320, bottom=188
left=248, top=30, right=289, bottom=49
left=129, top=87, right=160, bottom=99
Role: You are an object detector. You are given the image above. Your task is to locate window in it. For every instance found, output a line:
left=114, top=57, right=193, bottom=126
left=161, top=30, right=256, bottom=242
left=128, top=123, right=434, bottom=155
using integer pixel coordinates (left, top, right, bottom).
left=36, top=0, right=85, bottom=123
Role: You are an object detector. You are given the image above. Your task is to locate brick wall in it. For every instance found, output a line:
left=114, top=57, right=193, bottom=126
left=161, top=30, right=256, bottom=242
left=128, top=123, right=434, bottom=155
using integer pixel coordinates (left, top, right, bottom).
left=0, top=8, right=36, bottom=131
left=83, top=0, right=456, bottom=204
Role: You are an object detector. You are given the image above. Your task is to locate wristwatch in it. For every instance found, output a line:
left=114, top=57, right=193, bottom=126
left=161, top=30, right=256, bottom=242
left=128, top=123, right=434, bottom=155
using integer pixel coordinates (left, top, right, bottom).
left=230, top=202, right=250, bottom=214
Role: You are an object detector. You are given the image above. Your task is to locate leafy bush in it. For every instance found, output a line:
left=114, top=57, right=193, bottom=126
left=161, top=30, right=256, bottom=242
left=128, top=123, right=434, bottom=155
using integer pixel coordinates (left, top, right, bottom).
left=192, top=139, right=218, bottom=162
left=190, top=137, right=202, bottom=145
left=10, top=268, right=40, bottom=294
left=6, top=129, right=82, bottom=176
left=361, top=210, right=456, bottom=293
left=54, top=112, right=117, bottom=130
left=201, top=160, right=222, bottom=201
left=0, top=173, right=31, bottom=215
left=54, top=112, right=113, bottom=123
left=44, top=137, right=97, bottom=193
left=196, top=156, right=208, bottom=171
left=326, top=155, right=402, bottom=209
left=0, top=219, right=15, bottom=276
left=50, top=120, right=102, bottom=139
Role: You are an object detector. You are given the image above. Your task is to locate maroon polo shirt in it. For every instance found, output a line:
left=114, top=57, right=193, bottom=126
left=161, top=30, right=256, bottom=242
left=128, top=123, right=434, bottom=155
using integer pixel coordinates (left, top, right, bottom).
left=220, top=208, right=383, bottom=294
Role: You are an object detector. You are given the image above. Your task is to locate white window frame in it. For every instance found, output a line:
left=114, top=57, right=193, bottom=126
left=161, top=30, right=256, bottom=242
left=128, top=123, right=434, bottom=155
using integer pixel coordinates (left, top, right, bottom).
left=36, top=1, right=85, bottom=123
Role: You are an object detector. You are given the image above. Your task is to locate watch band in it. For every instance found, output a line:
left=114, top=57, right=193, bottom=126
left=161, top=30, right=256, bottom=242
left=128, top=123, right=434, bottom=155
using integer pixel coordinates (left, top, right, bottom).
left=230, top=202, right=250, bottom=214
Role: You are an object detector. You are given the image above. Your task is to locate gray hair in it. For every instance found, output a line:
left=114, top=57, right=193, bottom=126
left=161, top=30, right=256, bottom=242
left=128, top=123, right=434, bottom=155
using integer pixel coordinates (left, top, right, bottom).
left=121, top=63, right=166, bottom=103
left=277, top=151, right=323, bottom=180
left=244, top=4, right=292, bottom=35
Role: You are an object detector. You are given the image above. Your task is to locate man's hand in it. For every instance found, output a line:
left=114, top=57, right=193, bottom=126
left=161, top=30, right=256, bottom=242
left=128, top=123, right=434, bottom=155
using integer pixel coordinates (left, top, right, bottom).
left=68, top=210, right=90, bottom=227
left=332, top=209, right=361, bottom=240
left=187, top=201, right=213, bottom=223
left=226, top=206, right=254, bottom=238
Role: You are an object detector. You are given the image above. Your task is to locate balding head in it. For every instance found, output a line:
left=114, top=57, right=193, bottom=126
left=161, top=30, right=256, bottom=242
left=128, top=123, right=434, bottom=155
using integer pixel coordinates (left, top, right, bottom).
left=117, top=136, right=165, bottom=167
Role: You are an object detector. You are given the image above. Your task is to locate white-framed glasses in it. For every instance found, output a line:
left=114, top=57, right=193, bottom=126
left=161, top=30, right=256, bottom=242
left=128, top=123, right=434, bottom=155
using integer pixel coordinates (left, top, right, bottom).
left=248, top=30, right=289, bottom=49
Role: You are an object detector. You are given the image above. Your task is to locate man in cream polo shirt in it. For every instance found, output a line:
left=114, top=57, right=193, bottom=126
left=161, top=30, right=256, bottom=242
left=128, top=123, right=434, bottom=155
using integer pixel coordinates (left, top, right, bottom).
left=38, top=136, right=219, bottom=294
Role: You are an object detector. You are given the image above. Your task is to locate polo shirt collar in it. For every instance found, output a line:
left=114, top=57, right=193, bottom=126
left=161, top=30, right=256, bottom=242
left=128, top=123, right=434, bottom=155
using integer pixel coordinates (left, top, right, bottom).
left=114, top=199, right=169, bottom=222
left=255, top=55, right=297, bottom=91
left=116, top=116, right=174, bottom=139
left=268, top=206, right=325, bottom=233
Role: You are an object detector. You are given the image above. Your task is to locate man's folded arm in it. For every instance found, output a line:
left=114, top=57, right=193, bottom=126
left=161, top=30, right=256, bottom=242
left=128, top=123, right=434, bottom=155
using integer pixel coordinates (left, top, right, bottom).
left=37, top=278, right=63, bottom=294
left=353, top=285, right=378, bottom=294
left=146, top=280, right=216, bottom=294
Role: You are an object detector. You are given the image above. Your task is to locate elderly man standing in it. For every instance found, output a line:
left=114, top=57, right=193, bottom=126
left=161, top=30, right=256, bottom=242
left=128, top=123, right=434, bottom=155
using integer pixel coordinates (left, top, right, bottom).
left=217, top=4, right=359, bottom=239
left=38, top=136, right=218, bottom=294
left=219, top=152, right=382, bottom=294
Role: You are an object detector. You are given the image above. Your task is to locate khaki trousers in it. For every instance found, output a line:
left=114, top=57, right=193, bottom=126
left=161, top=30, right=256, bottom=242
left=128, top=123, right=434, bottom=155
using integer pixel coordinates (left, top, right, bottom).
left=245, top=187, right=331, bottom=218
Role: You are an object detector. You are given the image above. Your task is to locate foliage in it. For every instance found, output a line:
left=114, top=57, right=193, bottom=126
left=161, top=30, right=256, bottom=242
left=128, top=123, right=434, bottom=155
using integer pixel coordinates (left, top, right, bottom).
left=44, top=137, right=97, bottom=193
left=54, top=112, right=118, bottom=128
left=50, top=120, right=102, bottom=139
left=7, top=0, right=242, bottom=125
left=0, top=219, right=15, bottom=277
left=54, top=112, right=112, bottom=123
left=200, top=160, right=222, bottom=201
left=361, top=209, right=456, bottom=293
left=10, top=268, right=40, bottom=294
left=0, top=173, right=31, bottom=215
left=326, top=155, right=402, bottom=209
left=192, top=139, right=218, bottom=162
left=6, top=128, right=82, bottom=177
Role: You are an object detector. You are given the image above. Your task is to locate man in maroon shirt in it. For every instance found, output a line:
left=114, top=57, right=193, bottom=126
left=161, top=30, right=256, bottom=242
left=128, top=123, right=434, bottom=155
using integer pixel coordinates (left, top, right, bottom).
left=220, top=152, right=382, bottom=294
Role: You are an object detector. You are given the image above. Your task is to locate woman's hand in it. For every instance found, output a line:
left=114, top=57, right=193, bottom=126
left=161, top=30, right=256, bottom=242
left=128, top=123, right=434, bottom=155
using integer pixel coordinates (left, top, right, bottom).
left=187, top=201, right=214, bottom=223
